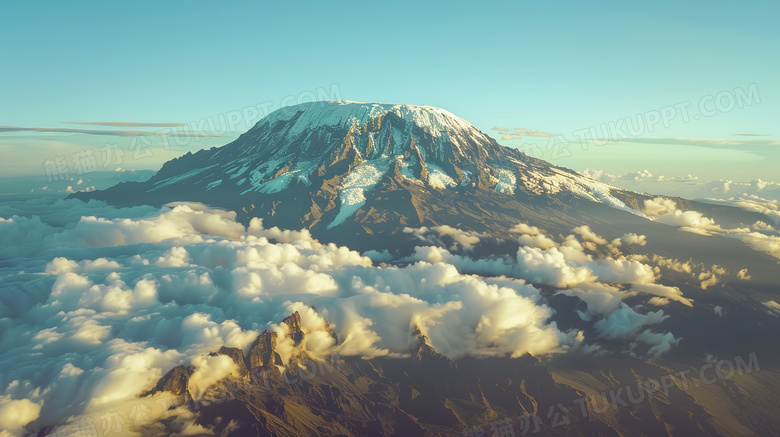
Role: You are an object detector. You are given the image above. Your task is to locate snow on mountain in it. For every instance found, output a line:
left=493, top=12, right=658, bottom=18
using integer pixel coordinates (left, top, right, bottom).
left=231, top=101, right=636, bottom=212
left=259, top=100, right=488, bottom=143
left=72, top=101, right=651, bottom=242
left=328, top=157, right=394, bottom=229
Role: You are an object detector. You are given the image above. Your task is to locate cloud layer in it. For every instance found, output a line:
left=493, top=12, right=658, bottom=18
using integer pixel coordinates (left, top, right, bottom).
left=4, top=197, right=749, bottom=434
left=0, top=200, right=593, bottom=434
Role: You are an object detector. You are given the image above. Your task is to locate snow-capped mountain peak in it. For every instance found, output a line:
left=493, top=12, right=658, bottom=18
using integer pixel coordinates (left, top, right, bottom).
left=258, top=101, right=484, bottom=141
left=73, top=101, right=651, bottom=245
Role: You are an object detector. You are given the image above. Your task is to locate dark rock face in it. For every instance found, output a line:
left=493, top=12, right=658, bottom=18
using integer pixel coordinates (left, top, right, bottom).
left=212, top=346, right=249, bottom=377
left=281, top=311, right=304, bottom=346
left=249, top=330, right=282, bottom=371
left=143, top=365, right=195, bottom=407
left=152, top=365, right=193, bottom=396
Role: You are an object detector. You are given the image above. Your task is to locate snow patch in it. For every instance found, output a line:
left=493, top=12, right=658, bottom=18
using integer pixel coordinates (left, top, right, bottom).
left=396, top=156, right=420, bottom=183
left=426, top=164, right=457, bottom=190
left=460, top=170, right=472, bottom=187
left=150, top=165, right=217, bottom=191
left=259, top=101, right=487, bottom=145
left=530, top=169, right=646, bottom=217
left=328, top=158, right=393, bottom=229
left=228, top=163, right=251, bottom=180
left=242, top=159, right=316, bottom=195
left=494, top=169, right=516, bottom=194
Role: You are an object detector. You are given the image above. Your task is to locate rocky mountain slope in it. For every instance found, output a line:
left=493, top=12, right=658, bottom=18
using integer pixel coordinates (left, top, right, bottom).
left=71, top=101, right=657, bottom=251
left=142, top=311, right=730, bottom=437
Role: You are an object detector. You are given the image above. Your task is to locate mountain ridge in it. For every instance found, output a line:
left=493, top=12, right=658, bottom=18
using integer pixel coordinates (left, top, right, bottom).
left=70, top=101, right=658, bottom=250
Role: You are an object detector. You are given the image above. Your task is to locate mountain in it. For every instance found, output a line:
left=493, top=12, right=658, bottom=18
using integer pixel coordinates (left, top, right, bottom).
left=71, top=101, right=776, bottom=276
left=63, top=101, right=780, bottom=436
left=141, top=311, right=720, bottom=436
left=71, top=101, right=657, bottom=250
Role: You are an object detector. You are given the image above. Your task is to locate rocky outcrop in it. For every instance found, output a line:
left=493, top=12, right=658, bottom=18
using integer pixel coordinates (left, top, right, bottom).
left=146, top=312, right=307, bottom=403
left=281, top=311, right=304, bottom=346
left=212, top=346, right=249, bottom=377
left=141, top=311, right=730, bottom=437
left=143, top=365, right=195, bottom=406
left=249, top=330, right=282, bottom=371
left=152, top=365, right=193, bottom=396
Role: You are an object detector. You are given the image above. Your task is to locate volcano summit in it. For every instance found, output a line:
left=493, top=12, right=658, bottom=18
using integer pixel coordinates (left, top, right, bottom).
left=73, top=101, right=654, bottom=249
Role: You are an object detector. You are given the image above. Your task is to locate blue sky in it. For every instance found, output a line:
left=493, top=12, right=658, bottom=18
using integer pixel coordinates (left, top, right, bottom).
left=1, top=0, right=778, bottom=183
